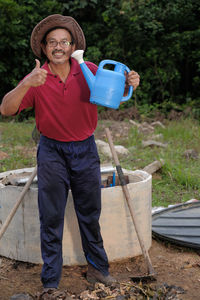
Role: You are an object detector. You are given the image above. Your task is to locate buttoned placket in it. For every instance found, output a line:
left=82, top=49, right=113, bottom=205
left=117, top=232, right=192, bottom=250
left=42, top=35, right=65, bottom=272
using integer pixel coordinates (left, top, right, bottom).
left=63, top=72, right=76, bottom=95
left=62, top=77, right=68, bottom=94
left=58, top=80, right=67, bottom=95
left=47, top=65, right=77, bottom=95
left=51, top=74, right=68, bottom=95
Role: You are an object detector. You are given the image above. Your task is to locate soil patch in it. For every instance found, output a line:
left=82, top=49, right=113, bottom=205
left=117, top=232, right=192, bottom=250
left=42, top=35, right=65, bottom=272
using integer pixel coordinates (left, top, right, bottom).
left=0, top=239, right=200, bottom=299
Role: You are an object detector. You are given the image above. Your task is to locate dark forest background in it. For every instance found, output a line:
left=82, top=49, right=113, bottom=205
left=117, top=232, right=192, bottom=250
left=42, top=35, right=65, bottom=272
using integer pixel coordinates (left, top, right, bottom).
left=0, top=0, right=200, bottom=117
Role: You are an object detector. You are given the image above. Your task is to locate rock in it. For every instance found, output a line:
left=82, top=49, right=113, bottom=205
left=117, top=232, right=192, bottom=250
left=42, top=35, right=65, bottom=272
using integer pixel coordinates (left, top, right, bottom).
left=143, top=159, right=164, bottom=174
left=151, top=121, right=166, bottom=128
left=10, top=294, right=33, bottom=300
left=186, top=199, right=199, bottom=203
left=114, top=145, right=129, bottom=155
left=138, top=122, right=154, bottom=135
left=129, top=120, right=140, bottom=127
left=150, top=133, right=163, bottom=140
left=142, top=140, right=168, bottom=148
left=96, top=139, right=129, bottom=158
left=183, top=149, right=199, bottom=160
left=96, top=140, right=112, bottom=158
left=130, top=120, right=165, bottom=136
left=138, top=126, right=154, bottom=135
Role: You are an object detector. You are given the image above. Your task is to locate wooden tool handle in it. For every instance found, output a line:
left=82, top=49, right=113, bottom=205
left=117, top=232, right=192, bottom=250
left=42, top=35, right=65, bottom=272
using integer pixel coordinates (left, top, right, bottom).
left=105, top=127, right=155, bottom=275
left=0, top=165, right=37, bottom=241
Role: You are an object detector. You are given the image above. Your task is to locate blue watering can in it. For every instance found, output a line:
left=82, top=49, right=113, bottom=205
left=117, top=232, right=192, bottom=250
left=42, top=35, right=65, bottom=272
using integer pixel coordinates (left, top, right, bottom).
left=71, top=50, right=133, bottom=109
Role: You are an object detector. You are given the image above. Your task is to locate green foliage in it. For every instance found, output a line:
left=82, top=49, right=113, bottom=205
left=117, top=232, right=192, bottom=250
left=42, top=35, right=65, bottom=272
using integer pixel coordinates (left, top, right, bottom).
left=61, top=0, right=98, bottom=12
left=0, top=0, right=63, bottom=100
left=124, top=0, right=200, bottom=104
left=0, top=0, right=200, bottom=111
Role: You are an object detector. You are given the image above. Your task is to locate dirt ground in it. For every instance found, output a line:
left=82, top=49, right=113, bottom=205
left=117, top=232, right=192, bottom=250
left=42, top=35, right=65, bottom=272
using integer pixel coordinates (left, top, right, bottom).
left=1, top=113, right=200, bottom=299
left=0, top=239, right=200, bottom=299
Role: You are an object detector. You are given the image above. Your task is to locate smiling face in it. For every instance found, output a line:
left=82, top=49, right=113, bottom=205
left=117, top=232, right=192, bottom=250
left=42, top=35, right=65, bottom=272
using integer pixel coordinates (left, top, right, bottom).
left=41, top=28, right=75, bottom=65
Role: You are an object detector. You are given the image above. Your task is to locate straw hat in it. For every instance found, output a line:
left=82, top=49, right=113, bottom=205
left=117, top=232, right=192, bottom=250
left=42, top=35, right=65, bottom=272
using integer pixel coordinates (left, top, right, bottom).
left=30, top=14, right=86, bottom=58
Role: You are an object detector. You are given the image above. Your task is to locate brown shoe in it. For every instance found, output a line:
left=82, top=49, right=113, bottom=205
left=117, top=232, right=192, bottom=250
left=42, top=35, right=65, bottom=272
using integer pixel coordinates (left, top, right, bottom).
left=86, top=264, right=117, bottom=286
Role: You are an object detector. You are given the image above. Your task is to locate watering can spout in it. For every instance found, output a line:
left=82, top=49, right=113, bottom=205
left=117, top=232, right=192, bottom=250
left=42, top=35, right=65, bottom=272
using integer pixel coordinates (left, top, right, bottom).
left=71, top=50, right=95, bottom=92
left=71, top=49, right=84, bottom=64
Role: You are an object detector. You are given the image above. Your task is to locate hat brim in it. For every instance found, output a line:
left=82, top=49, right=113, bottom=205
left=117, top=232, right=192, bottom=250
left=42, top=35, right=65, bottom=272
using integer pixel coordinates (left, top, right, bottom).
left=31, top=14, right=86, bottom=58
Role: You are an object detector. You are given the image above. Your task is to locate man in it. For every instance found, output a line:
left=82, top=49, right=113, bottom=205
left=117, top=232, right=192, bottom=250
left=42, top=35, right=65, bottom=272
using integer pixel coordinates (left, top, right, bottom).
left=1, top=14, right=140, bottom=297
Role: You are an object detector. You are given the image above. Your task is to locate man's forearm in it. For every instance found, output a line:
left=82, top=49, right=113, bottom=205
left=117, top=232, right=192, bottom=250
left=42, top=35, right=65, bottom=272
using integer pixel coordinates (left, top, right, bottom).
left=1, top=81, right=30, bottom=116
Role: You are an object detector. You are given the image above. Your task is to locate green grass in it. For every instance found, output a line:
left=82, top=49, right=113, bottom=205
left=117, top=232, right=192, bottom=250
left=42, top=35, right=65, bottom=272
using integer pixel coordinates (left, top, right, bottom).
left=0, top=119, right=36, bottom=172
left=98, top=118, right=200, bottom=207
left=0, top=117, right=199, bottom=208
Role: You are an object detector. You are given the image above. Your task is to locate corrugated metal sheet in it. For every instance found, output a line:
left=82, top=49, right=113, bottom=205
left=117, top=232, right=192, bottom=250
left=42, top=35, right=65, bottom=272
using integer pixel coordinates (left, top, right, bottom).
left=152, top=202, right=200, bottom=249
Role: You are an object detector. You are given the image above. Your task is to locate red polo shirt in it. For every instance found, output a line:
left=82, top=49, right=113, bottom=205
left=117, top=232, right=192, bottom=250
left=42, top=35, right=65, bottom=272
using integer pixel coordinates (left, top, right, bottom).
left=18, top=58, right=98, bottom=141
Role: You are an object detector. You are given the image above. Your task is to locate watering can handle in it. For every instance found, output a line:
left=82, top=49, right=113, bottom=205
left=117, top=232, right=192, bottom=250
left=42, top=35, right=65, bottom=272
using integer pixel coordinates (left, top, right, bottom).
left=98, top=60, right=133, bottom=102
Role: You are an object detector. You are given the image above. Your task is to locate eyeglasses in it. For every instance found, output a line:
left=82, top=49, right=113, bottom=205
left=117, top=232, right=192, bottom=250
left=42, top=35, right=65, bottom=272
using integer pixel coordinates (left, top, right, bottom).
left=46, top=40, right=73, bottom=48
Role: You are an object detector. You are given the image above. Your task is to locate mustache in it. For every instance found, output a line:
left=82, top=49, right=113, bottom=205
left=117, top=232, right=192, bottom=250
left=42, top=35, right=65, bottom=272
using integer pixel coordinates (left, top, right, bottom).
left=52, top=50, right=65, bottom=55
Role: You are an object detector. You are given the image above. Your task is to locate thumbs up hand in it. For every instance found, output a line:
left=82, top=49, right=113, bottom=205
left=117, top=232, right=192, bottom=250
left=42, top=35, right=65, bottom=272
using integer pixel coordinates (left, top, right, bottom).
left=24, top=59, right=48, bottom=88
left=35, top=59, right=41, bottom=69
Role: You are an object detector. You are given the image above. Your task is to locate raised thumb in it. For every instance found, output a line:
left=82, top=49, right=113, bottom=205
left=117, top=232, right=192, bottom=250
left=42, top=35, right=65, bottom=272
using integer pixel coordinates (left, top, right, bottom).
left=35, top=59, right=41, bottom=69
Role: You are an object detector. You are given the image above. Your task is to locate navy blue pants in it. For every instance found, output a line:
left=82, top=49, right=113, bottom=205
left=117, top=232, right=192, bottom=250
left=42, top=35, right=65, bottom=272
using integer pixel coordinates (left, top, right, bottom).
left=37, top=135, right=109, bottom=288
